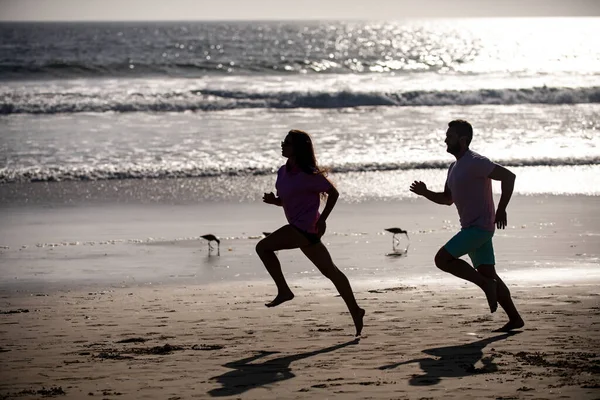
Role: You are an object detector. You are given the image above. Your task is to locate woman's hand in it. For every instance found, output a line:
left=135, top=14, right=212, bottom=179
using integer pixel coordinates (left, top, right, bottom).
left=262, top=192, right=278, bottom=205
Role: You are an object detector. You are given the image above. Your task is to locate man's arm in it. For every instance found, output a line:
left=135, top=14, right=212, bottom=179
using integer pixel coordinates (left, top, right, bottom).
left=409, top=181, right=453, bottom=205
left=488, top=165, right=516, bottom=229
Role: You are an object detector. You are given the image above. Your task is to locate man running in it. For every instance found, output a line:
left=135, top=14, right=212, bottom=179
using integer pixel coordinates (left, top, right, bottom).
left=410, top=120, right=524, bottom=332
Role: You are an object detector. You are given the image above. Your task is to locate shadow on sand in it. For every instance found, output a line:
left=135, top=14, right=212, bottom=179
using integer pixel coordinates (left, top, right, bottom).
left=379, top=332, right=520, bottom=386
left=208, top=339, right=359, bottom=397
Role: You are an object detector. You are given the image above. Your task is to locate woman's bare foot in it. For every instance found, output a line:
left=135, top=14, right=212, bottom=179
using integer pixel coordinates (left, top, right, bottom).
left=493, top=318, right=525, bottom=332
left=265, top=291, right=294, bottom=307
left=483, top=278, right=498, bottom=313
left=353, top=308, right=366, bottom=337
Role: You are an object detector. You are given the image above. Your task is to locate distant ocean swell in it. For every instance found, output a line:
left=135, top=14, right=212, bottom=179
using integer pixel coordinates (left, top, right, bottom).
left=0, top=59, right=453, bottom=78
left=0, top=61, right=289, bottom=78
left=2, top=86, right=598, bottom=115
left=2, top=157, right=599, bottom=183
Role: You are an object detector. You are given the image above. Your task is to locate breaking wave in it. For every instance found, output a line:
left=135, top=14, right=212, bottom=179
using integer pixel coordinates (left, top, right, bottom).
left=2, top=156, right=599, bottom=183
left=1, top=86, right=598, bottom=115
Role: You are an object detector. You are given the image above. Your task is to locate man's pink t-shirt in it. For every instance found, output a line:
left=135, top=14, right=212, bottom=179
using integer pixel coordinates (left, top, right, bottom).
left=446, top=150, right=497, bottom=232
left=276, top=164, right=332, bottom=234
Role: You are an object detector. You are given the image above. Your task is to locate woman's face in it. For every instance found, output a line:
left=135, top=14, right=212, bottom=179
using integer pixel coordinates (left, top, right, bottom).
left=281, top=135, right=294, bottom=158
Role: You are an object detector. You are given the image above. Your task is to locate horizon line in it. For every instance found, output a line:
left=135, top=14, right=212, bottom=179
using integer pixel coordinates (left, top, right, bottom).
left=1, top=15, right=599, bottom=23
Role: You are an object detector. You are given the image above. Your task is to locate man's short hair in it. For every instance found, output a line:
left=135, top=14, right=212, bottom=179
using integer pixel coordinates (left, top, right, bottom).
left=448, top=120, right=473, bottom=146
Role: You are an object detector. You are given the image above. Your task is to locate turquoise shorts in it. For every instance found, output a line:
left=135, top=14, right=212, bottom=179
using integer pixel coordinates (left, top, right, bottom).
left=444, top=227, right=495, bottom=268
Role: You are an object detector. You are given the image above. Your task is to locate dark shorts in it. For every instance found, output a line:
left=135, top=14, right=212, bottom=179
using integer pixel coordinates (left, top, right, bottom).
left=291, top=225, right=321, bottom=245
left=444, top=227, right=495, bottom=268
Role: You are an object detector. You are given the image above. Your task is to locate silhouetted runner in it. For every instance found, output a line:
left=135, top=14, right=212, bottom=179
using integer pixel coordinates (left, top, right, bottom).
left=256, top=129, right=365, bottom=336
left=410, top=120, right=524, bottom=332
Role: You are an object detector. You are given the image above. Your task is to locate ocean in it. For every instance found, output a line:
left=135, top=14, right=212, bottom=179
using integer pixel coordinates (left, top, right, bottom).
left=1, top=18, right=599, bottom=203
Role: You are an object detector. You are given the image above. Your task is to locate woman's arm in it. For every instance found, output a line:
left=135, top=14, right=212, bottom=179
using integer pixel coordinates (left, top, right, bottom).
left=316, top=185, right=338, bottom=237
left=262, top=192, right=282, bottom=206
left=319, top=186, right=339, bottom=222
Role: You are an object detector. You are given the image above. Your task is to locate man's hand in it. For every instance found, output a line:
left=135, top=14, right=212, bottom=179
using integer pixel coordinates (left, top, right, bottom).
left=489, top=166, right=515, bottom=229
left=409, top=181, right=428, bottom=196
left=495, top=208, right=507, bottom=229
left=316, top=218, right=327, bottom=237
left=262, top=192, right=278, bottom=205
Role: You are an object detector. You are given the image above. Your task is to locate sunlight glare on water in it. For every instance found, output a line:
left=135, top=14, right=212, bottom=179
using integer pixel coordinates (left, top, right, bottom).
left=447, top=18, right=600, bottom=76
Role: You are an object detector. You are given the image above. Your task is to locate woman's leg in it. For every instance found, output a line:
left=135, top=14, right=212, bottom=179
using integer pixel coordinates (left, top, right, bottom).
left=255, top=225, right=310, bottom=307
left=301, top=243, right=365, bottom=336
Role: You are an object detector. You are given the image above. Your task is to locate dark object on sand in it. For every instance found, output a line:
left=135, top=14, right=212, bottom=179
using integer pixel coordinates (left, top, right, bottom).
left=201, top=234, right=220, bottom=253
left=384, top=227, right=410, bottom=256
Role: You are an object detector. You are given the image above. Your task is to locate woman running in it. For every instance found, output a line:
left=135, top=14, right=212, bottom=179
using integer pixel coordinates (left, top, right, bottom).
left=256, top=129, right=365, bottom=337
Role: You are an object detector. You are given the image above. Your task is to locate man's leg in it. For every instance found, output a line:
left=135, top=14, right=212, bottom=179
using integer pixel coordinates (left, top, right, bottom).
left=478, top=265, right=525, bottom=331
left=435, top=247, right=498, bottom=313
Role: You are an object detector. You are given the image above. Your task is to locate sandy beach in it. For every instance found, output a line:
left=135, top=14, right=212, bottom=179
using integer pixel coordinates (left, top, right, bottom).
left=1, top=282, right=599, bottom=399
left=1, top=189, right=599, bottom=399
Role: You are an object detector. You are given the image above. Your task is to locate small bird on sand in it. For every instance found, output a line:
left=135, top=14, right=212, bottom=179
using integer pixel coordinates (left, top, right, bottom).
left=200, top=234, right=220, bottom=253
left=384, top=227, right=409, bottom=237
left=384, top=228, right=410, bottom=253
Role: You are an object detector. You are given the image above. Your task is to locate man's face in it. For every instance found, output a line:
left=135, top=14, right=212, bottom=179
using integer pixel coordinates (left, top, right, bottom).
left=445, top=128, right=462, bottom=155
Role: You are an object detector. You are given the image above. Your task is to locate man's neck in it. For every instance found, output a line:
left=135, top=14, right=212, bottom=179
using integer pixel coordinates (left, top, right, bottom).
left=454, top=148, right=469, bottom=161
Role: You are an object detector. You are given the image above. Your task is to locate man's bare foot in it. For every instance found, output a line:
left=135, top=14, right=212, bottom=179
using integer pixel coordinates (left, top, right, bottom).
left=483, top=278, right=498, bottom=313
left=493, top=318, right=525, bottom=332
left=265, top=291, right=294, bottom=307
left=353, top=308, right=366, bottom=337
